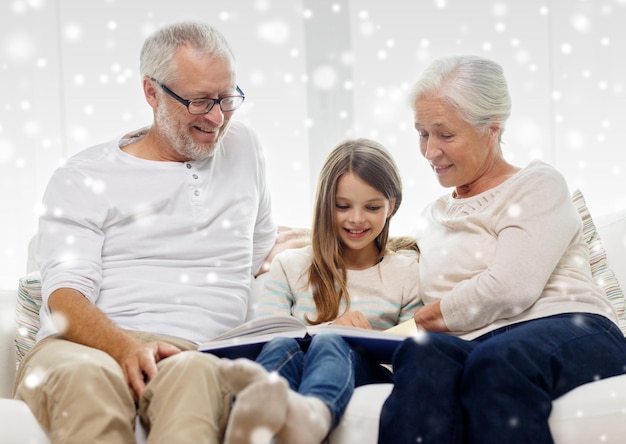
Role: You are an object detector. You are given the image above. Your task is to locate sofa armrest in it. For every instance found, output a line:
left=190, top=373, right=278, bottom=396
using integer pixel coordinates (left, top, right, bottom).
left=0, top=399, right=49, bottom=443
left=596, top=209, right=626, bottom=292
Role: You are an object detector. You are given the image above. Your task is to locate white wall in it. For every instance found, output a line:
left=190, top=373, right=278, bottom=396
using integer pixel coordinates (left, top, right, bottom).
left=1, top=0, right=625, bottom=288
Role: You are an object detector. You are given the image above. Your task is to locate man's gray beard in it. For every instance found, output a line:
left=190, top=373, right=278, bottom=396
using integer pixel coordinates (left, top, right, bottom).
left=156, top=105, right=229, bottom=161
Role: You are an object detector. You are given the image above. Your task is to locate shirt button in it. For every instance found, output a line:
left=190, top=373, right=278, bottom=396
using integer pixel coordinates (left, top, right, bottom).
left=194, top=190, right=200, bottom=196
left=193, top=174, right=198, bottom=179
left=186, top=163, right=192, bottom=169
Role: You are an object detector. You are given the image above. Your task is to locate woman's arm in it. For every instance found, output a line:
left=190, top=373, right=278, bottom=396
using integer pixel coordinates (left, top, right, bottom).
left=439, top=166, right=581, bottom=332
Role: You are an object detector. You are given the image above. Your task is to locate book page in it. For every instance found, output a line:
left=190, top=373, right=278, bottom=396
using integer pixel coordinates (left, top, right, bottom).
left=384, top=318, right=419, bottom=336
left=209, top=315, right=306, bottom=342
left=309, top=321, right=413, bottom=340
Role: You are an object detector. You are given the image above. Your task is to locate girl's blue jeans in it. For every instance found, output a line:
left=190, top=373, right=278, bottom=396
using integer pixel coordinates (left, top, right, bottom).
left=378, top=313, right=626, bottom=444
left=256, top=333, right=391, bottom=430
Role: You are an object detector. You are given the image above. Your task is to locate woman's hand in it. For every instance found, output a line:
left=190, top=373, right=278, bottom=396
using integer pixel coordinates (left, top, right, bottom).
left=413, top=301, right=449, bottom=333
left=332, top=311, right=372, bottom=329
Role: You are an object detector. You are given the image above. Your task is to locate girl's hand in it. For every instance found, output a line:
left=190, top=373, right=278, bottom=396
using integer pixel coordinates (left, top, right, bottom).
left=412, top=301, right=449, bottom=333
left=332, top=311, right=372, bottom=329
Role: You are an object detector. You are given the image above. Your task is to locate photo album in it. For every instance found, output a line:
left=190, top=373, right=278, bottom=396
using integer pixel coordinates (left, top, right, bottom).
left=198, top=315, right=419, bottom=362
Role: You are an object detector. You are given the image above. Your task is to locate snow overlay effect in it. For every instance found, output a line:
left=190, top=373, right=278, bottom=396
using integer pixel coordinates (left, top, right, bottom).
left=1, top=0, right=625, bottom=288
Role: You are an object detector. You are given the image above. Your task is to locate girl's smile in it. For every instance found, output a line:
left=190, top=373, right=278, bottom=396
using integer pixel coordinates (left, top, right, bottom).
left=334, top=172, right=394, bottom=269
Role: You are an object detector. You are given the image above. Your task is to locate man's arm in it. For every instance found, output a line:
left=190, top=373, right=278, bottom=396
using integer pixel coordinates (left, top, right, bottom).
left=48, top=288, right=181, bottom=400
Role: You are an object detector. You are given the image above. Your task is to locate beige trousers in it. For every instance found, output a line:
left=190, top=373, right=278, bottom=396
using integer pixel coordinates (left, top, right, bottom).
left=13, top=332, right=231, bottom=444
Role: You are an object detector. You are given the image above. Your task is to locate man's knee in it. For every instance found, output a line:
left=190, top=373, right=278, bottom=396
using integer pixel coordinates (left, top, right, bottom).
left=35, top=359, right=128, bottom=399
left=142, top=352, right=230, bottom=424
left=157, top=350, right=221, bottom=379
left=17, top=342, right=126, bottom=398
left=16, top=353, right=135, bottom=438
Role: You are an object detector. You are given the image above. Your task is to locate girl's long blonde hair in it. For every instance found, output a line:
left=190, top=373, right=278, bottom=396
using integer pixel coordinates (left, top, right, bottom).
left=306, top=139, right=403, bottom=324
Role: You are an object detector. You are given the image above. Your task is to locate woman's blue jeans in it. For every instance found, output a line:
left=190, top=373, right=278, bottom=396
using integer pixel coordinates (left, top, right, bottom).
left=256, top=333, right=391, bottom=430
left=378, top=313, right=626, bottom=444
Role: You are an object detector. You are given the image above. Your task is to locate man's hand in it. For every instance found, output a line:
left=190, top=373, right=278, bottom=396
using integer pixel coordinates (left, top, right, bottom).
left=332, top=311, right=372, bottom=329
left=118, top=340, right=181, bottom=401
left=48, top=288, right=182, bottom=401
left=258, top=226, right=311, bottom=276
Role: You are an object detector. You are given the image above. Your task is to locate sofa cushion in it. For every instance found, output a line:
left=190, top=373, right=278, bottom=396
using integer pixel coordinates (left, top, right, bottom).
left=572, top=189, right=626, bottom=335
left=596, top=209, right=626, bottom=296
left=15, top=272, right=42, bottom=367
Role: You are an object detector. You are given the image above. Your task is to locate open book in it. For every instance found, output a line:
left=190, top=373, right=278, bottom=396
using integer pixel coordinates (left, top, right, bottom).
left=198, top=315, right=419, bottom=362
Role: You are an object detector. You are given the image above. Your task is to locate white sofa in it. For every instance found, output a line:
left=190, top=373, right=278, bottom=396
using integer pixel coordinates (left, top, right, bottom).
left=1, top=190, right=625, bottom=443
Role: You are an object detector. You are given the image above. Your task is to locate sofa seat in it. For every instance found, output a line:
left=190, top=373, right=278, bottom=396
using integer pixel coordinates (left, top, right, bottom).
left=4, top=376, right=626, bottom=444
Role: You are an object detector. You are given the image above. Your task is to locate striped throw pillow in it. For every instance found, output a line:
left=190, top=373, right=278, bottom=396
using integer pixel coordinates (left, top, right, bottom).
left=572, top=189, right=626, bottom=335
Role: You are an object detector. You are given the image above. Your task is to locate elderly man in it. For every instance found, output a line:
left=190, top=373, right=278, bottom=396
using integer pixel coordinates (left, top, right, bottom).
left=14, top=21, right=297, bottom=443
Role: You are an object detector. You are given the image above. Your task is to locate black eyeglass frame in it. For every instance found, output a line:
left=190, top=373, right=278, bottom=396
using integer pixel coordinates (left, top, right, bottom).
left=151, top=78, right=245, bottom=114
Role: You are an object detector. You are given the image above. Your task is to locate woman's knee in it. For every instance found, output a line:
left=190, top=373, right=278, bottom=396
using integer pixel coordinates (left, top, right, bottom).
left=393, top=333, right=471, bottom=371
left=463, top=339, right=545, bottom=396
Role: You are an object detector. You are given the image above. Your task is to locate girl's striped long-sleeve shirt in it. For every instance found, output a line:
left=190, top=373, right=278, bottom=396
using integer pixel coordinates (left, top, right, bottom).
left=254, top=245, right=422, bottom=330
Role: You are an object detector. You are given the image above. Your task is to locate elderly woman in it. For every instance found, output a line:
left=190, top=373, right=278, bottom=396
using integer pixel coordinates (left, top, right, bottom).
left=378, top=55, right=626, bottom=444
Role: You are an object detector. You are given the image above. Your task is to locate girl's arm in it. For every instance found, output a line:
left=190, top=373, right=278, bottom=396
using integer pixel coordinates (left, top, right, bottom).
left=253, top=255, right=295, bottom=318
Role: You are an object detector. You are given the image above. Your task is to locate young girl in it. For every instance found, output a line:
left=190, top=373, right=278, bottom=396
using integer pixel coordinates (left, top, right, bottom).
left=218, top=139, right=422, bottom=444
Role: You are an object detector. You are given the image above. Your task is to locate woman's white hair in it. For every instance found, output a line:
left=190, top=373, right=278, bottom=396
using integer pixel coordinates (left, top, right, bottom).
left=410, top=55, right=511, bottom=141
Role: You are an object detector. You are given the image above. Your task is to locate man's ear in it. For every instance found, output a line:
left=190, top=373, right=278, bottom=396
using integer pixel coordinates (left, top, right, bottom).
left=143, top=77, right=159, bottom=109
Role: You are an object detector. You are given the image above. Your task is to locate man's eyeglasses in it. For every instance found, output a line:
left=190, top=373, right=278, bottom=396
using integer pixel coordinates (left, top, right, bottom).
left=151, top=78, right=245, bottom=114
